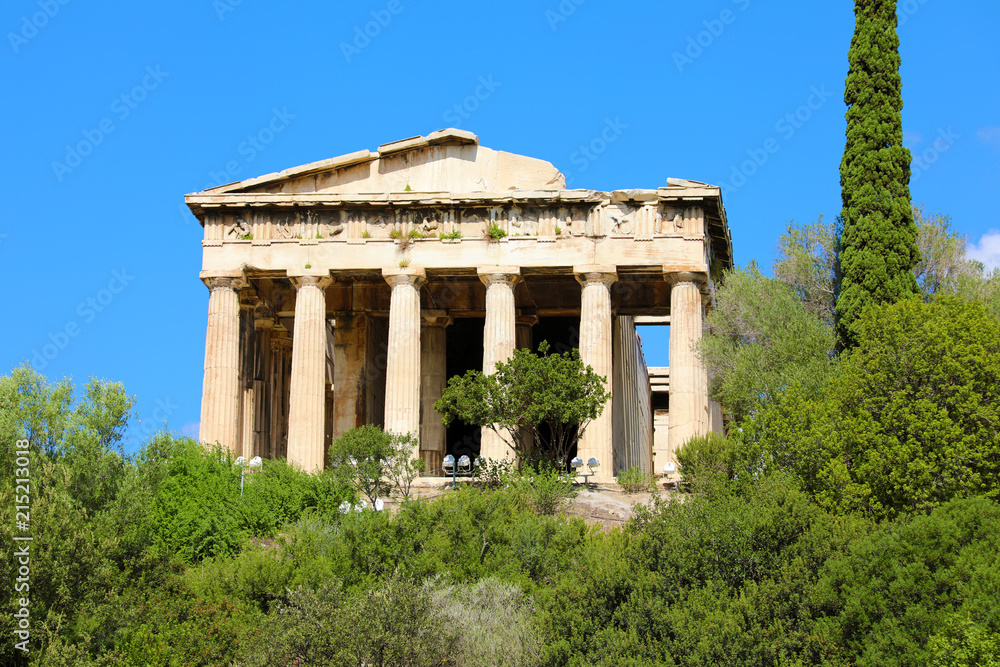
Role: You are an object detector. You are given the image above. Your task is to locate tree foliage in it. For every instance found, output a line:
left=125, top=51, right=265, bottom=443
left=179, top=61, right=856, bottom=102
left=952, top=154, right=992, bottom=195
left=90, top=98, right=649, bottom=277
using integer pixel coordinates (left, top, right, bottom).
left=435, top=342, right=608, bottom=464
left=774, top=215, right=838, bottom=323
left=699, top=263, right=835, bottom=422
left=737, top=297, right=1000, bottom=519
left=836, top=0, right=920, bottom=349
left=328, top=425, right=422, bottom=507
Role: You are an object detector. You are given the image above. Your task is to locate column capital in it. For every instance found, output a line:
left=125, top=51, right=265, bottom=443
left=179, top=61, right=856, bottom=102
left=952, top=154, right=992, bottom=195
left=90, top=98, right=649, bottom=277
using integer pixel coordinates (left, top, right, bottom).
left=663, top=270, right=708, bottom=287
left=478, top=266, right=521, bottom=287
left=383, top=267, right=427, bottom=288
left=254, top=303, right=276, bottom=330
left=201, top=271, right=247, bottom=291
left=516, top=311, right=539, bottom=327
left=574, top=265, right=618, bottom=287
left=288, top=273, right=333, bottom=290
left=422, top=310, right=453, bottom=328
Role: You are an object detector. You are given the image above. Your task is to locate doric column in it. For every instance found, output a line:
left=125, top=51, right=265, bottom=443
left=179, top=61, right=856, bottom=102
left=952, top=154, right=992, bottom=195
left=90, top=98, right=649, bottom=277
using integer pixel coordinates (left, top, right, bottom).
left=575, top=266, right=617, bottom=480
left=332, top=313, right=368, bottom=442
left=515, top=312, right=538, bottom=451
left=253, top=306, right=275, bottom=459
left=420, top=311, right=452, bottom=474
left=666, top=271, right=709, bottom=457
left=199, top=274, right=245, bottom=454
left=516, top=312, right=538, bottom=351
left=478, top=266, right=520, bottom=462
left=383, top=268, right=426, bottom=440
left=286, top=274, right=333, bottom=472
left=269, top=331, right=292, bottom=459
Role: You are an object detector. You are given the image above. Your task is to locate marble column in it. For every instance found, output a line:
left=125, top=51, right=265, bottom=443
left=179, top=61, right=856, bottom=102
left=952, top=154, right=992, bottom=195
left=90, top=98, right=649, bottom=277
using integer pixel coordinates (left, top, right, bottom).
left=253, top=307, right=275, bottom=458
left=420, top=310, right=452, bottom=473
left=516, top=312, right=537, bottom=351
left=199, top=275, right=245, bottom=454
left=575, top=266, right=617, bottom=480
left=666, top=271, right=709, bottom=457
left=383, top=268, right=426, bottom=441
left=286, top=274, right=333, bottom=472
left=478, top=267, right=520, bottom=462
left=515, top=312, right=538, bottom=452
left=332, top=313, right=368, bottom=442
left=269, top=331, right=292, bottom=459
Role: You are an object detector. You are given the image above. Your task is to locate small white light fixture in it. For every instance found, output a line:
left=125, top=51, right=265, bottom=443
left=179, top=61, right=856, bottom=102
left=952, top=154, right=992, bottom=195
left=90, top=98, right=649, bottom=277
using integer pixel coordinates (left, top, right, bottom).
left=458, top=455, right=471, bottom=473
left=571, top=457, right=584, bottom=471
left=474, top=456, right=487, bottom=469
left=443, top=454, right=456, bottom=473
left=234, top=456, right=247, bottom=467
left=374, top=498, right=385, bottom=512
left=663, top=462, right=677, bottom=475
left=249, top=456, right=263, bottom=469
left=587, top=457, right=600, bottom=474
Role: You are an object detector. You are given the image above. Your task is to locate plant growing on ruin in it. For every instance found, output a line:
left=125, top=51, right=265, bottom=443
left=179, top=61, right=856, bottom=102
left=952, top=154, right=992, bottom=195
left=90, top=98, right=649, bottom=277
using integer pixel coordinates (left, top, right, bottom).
left=389, top=229, right=403, bottom=240
left=407, top=229, right=424, bottom=239
left=304, top=263, right=312, bottom=269
left=435, top=341, right=608, bottom=465
left=553, top=226, right=562, bottom=235
left=486, top=223, right=507, bottom=241
left=439, top=230, right=462, bottom=240
left=399, top=259, right=410, bottom=268
left=239, top=233, right=254, bottom=240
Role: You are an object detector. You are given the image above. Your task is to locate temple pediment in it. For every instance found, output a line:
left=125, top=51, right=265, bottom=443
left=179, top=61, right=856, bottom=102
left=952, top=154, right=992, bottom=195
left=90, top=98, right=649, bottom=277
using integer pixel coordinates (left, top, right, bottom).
left=202, top=129, right=566, bottom=196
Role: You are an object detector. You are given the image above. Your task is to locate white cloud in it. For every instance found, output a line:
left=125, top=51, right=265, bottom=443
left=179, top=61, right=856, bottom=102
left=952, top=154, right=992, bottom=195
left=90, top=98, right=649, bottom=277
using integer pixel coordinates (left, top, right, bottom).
left=966, top=230, right=1000, bottom=272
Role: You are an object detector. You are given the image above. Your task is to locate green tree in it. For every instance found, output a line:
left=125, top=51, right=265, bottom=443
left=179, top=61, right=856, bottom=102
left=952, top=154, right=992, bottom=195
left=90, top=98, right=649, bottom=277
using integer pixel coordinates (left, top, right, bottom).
left=836, top=0, right=920, bottom=349
left=329, top=425, right=421, bottom=507
left=739, top=297, right=1000, bottom=519
left=435, top=342, right=608, bottom=464
left=774, top=215, right=838, bottom=323
left=698, top=264, right=835, bottom=422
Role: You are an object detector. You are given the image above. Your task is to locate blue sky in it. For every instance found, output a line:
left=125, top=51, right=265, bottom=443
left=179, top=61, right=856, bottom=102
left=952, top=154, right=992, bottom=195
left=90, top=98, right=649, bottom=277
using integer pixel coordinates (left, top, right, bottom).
left=3, top=0, right=998, bottom=452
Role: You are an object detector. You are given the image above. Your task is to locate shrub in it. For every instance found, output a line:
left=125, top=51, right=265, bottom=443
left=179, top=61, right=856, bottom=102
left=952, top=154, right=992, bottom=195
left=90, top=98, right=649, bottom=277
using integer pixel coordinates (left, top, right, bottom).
left=428, top=577, right=542, bottom=667
left=617, top=465, right=656, bottom=494
left=675, top=431, right=737, bottom=488
left=512, top=467, right=576, bottom=516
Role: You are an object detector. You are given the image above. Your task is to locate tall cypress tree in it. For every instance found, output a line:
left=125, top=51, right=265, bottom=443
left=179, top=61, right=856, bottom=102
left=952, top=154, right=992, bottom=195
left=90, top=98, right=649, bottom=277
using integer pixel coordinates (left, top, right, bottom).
left=836, top=0, right=919, bottom=349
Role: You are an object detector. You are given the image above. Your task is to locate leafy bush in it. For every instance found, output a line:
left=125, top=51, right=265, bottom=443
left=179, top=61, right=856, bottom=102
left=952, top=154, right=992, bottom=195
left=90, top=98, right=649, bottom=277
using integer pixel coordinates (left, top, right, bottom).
left=475, top=456, right=515, bottom=490
left=675, top=431, right=737, bottom=488
left=329, top=425, right=422, bottom=506
left=739, top=297, right=1000, bottom=519
left=511, top=467, right=576, bottom=516
left=616, top=465, right=656, bottom=494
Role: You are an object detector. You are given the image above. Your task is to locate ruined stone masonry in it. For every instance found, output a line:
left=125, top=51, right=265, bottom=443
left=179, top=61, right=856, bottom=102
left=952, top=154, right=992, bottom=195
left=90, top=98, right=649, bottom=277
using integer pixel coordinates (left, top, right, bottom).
left=186, top=129, right=731, bottom=481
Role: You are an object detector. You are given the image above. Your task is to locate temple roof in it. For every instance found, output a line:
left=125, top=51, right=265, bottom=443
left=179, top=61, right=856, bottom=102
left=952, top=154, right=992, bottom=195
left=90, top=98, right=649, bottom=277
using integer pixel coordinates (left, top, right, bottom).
left=199, top=129, right=566, bottom=196
left=186, top=129, right=733, bottom=270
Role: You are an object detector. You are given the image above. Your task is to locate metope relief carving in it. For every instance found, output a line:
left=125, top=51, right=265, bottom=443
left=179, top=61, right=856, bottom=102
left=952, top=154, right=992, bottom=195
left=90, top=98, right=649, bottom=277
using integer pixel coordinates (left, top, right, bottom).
left=227, top=216, right=252, bottom=240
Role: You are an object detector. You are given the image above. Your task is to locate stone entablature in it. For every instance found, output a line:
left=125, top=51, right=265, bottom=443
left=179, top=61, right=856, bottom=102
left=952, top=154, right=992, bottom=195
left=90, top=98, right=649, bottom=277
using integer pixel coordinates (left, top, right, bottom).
left=189, top=190, right=730, bottom=276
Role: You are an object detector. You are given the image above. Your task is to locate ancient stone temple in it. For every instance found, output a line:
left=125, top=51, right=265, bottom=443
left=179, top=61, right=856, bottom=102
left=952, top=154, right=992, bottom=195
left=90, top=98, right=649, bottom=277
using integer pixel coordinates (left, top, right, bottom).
left=186, top=129, right=731, bottom=481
